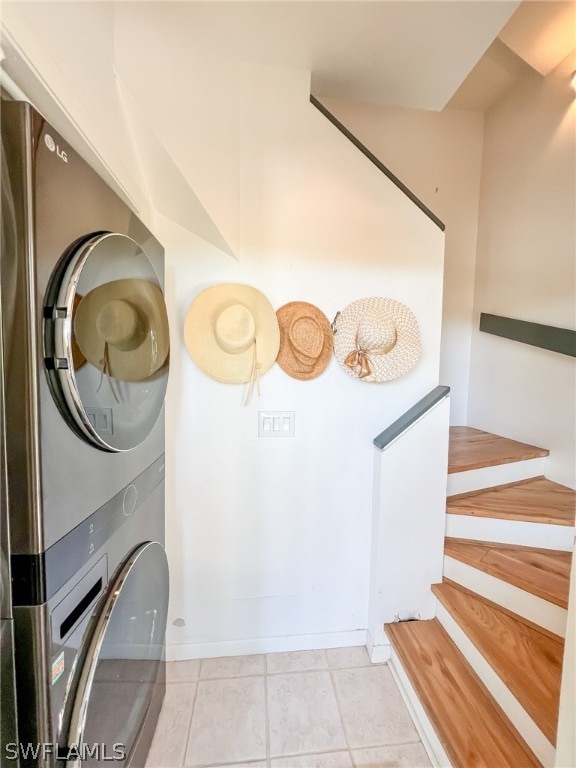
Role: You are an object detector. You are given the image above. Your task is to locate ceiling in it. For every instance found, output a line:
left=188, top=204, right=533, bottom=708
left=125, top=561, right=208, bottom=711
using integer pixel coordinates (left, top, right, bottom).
left=448, top=1, right=576, bottom=111
left=1, top=1, right=521, bottom=110
left=0, top=0, right=539, bottom=254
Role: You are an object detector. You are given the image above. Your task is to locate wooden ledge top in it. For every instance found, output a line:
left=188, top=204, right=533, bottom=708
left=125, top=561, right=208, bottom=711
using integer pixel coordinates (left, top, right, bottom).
left=448, top=427, right=549, bottom=474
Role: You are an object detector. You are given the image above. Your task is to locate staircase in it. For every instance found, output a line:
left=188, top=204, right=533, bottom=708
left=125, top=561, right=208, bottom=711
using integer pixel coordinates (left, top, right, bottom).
left=385, top=427, right=575, bottom=768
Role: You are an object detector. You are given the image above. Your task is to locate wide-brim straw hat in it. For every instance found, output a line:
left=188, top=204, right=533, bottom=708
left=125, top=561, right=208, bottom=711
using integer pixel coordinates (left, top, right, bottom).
left=74, top=279, right=169, bottom=383
left=333, top=297, right=421, bottom=382
left=184, top=284, right=280, bottom=384
left=276, top=301, right=332, bottom=380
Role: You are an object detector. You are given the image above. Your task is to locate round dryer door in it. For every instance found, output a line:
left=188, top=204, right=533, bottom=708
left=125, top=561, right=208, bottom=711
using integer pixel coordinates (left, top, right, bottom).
left=67, top=541, right=169, bottom=767
left=44, top=233, right=169, bottom=452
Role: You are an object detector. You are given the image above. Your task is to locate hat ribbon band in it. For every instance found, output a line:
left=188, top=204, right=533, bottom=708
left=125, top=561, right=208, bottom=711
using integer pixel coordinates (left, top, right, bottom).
left=96, top=341, right=121, bottom=403
left=243, top=339, right=262, bottom=407
left=344, top=344, right=391, bottom=379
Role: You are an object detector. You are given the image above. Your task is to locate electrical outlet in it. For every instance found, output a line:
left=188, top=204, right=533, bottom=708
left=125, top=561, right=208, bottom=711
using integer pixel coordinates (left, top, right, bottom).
left=258, top=411, right=295, bottom=437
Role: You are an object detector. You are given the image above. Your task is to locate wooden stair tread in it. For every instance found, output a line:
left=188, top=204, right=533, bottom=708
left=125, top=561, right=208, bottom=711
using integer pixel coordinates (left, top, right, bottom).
left=447, top=477, right=576, bottom=526
left=386, top=619, right=541, bottom=767
left=433, top=581, right=563, bottom=744
left=449, top=427, right=549, bottom=474
left=445, top=538, right=572, bottom=608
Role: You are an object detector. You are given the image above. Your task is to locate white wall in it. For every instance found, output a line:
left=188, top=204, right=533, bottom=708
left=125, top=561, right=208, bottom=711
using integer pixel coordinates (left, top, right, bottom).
left=315, top=98, right=485, bottom=425
left=468, top=51, right=576, bottom=489
left=159, top=64, right=445, bottom=659
left=1, top=4, right=446, bottom=657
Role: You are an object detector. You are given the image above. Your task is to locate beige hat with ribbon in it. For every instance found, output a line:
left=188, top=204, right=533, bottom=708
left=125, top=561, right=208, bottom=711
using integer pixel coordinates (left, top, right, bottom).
left=74, top=279, right=169, bottom=382
left=276, top=302, right=332, bottom=380
left=333, top=297, right=421, bottom=382
left=184, top=284, right=280, bottom=403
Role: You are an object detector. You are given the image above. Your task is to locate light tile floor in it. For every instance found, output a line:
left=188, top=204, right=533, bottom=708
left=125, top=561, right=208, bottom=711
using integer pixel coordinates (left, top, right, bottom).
left=146, top=647, right=432, bottom=768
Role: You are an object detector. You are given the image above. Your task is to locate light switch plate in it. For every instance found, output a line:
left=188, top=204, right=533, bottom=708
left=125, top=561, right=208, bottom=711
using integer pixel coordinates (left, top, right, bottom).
left=258, top=411, right=295, bottom=437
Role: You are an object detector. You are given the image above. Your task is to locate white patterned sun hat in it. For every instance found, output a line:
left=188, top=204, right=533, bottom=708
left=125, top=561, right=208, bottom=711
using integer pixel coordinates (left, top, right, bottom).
left=332, top=297, right=421, bottom=382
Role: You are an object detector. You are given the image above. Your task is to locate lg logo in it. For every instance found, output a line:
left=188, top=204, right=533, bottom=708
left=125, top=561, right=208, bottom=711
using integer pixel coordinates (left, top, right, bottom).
left=44, top=133, right=68, bottom=163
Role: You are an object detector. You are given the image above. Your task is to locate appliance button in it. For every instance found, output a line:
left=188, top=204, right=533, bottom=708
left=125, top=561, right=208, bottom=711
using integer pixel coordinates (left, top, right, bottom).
left=123, top=484, right=138, bottom=517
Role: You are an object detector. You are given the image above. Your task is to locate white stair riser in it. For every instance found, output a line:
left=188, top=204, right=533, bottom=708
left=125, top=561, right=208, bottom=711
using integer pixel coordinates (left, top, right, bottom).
left=443, top=556, right=567, bottom=638
left=446, top=515, right=574, bottom=552
left=447, top=458, right=547, bottom=497
left=387, top=647, right=453, bottom=768
left=436, top=601, right=556, bottom=767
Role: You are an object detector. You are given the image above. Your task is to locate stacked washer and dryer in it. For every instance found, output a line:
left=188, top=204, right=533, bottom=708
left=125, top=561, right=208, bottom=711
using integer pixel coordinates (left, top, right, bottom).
left=1, top=101, right=170, bottom=767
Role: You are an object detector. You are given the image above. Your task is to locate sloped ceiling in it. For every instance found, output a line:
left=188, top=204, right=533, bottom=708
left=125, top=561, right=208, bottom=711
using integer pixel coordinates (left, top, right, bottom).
left=116, top=1, right=520, bottom=111
left=448, top=1, right=576, bottom=112
left=499, top=0, right=576, bottom=76
left=1, top=1, right=522, bottom=256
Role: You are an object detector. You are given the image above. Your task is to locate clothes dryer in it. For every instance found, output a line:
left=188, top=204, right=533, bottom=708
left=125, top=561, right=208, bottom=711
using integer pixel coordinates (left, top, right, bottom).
left=1, top=100, right=169, bottom=560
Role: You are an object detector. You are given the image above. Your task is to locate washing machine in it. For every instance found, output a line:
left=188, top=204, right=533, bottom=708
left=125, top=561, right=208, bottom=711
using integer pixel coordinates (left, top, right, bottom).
left=14, top=461, right=169, bottom=768
left=1, top=100, right=170, bottom=765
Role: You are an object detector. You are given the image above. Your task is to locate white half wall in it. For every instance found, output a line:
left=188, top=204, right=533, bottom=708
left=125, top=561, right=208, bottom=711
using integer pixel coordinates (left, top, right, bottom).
left=160, top=63, right=445, bottom=659
left=468, top=51, right=576, bottom=489
left=368, top=397, right=450, bottom=656
left=316, top=98, right=485, bottom=426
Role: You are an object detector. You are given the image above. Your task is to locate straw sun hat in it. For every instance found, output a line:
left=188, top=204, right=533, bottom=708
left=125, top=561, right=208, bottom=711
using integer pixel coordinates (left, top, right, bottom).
left=74, top=279, right=170, bottom=382
left=276, top=302, right=332, bottom=380
left=333, top=297, right=421, bottom=382
left=184, top=284, right=280, bottom=402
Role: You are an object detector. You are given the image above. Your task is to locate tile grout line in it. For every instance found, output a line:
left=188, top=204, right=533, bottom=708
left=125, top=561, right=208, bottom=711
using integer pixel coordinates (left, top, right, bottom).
left=191, top=664, right=378, bottom=683
left=181, top=679, right=201, bottom=768
left=327, top=665, right=354, bottom=767
left=264, top=668, right=271, bottom=768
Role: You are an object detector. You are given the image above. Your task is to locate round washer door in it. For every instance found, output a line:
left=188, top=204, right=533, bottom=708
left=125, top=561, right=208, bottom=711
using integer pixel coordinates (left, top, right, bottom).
left=44, top=232, right=169, bottom=452
left=67, top=541, right=169, bottom=767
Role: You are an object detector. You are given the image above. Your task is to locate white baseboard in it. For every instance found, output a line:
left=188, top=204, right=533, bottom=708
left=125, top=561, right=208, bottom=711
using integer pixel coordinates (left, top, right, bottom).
left=447, top=458, right=547, bottom=497
left=446, top=515, right=574, bottom=552
left=444, top=556, right=567, bottom=638
left=436, top=601, right=555, bottom=767
left=166, top=629, right=367, bottom=661
left=387, top=646, right=452, bottom=768
left=368, top=643, right=391, bottom=664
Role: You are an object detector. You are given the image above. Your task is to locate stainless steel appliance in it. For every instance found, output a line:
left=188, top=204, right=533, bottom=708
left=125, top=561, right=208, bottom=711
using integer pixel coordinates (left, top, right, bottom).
left=14, top=461, right=169, bottom=768
left=1, top=210, right=19, bottom=767
left=1, top=101, right=169, bottom=766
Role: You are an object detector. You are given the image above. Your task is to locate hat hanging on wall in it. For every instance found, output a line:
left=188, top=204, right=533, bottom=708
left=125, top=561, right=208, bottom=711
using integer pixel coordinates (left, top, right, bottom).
left=276, top=301, right=333, bottom=381
left=184, top=283, right=280, bottom=404
left=74, top=279, right=169, bottom=383
left=332, top=297, right=421, bottom=383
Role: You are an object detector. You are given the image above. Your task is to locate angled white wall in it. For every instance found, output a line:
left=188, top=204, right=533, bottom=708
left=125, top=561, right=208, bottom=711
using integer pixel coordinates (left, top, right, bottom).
left=468, top=51, right=576, bottom=489
left=1, top=4, right=447, bottom=657
left=316, top=98, right=485, bottom=426
left=160, top=63, right=445, bottom=659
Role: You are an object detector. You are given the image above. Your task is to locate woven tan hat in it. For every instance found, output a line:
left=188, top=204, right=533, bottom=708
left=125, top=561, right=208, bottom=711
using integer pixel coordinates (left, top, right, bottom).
left=333, top=297, right=421, bottom=382
left=74, top=279, right=169, bottom=382
left=184, top=284, right=280, bottom=398
left=276, top=302, right=332, bottom=380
